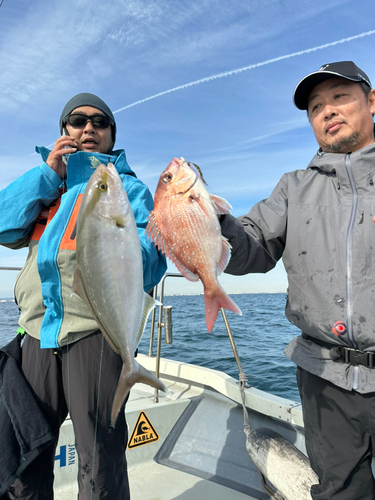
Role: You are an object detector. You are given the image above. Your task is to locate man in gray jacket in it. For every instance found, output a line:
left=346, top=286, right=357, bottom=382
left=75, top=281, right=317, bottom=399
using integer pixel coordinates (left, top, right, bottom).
left=220, top=61, right=375, bottom=499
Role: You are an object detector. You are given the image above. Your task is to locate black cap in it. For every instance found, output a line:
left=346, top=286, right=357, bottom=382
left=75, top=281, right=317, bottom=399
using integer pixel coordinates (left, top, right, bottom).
left=59, top=92, right=116, bottom=146
left=293, top=61, right=372, bottom=110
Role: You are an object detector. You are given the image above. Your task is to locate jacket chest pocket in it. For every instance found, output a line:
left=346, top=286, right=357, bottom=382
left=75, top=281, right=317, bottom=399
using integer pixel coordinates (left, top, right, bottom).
left=363, top=199, right=375, bottom=274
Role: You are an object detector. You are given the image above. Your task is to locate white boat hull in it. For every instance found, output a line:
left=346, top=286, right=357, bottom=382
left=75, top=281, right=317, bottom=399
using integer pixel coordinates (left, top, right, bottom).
left=54, top=354, right=307, bottom=500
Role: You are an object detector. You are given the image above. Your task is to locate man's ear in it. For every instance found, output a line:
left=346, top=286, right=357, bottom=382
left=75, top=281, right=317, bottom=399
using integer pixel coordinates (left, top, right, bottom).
left=368, top=89, right=375, bottom=116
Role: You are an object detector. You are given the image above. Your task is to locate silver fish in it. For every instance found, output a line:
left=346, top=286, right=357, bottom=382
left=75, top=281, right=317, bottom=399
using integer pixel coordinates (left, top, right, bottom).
left=239, top=384, right=318, bottom=500
left=73, top=162, right=165, bottom=427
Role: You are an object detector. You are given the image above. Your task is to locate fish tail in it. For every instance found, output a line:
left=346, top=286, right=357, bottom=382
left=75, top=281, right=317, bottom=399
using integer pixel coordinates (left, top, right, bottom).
left=204, top=285, right=242, bottom=333
left=110, top=361, right=166, bottom=428
left=135, top=361, right=166, bottom=393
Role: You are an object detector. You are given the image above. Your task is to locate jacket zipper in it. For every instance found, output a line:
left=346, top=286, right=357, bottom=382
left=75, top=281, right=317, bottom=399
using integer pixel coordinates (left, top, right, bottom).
left=345, top=154, right=359, bottom=389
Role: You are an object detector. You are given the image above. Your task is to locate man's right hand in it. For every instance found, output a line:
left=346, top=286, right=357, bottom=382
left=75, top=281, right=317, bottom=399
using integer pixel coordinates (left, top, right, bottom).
left=46, top=136, right=77, bottom=179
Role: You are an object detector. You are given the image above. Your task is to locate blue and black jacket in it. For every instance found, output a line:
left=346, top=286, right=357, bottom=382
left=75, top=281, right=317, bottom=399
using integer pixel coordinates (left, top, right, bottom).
left=0, top=148, right=167, bottom=348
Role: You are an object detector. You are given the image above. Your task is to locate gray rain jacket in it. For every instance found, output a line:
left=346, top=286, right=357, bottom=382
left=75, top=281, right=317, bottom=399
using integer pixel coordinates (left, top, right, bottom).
left=221, top=142, right=375, bottom=393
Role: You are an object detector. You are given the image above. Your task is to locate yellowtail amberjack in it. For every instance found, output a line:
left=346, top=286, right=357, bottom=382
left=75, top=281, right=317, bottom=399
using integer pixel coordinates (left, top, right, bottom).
left=73, top=162, right=165, bottom=427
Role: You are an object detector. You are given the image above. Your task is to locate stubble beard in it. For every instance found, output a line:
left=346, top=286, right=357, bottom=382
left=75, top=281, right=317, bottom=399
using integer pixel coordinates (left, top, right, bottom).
left=325, top=133, right=359, bottom=154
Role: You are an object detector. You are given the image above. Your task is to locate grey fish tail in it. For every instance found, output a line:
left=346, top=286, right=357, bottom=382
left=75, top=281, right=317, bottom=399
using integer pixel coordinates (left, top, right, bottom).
left=110, top=361, right=166, bottom=427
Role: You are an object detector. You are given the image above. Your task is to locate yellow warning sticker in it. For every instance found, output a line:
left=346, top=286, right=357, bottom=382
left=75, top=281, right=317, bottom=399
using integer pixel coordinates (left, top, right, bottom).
left=128, top=411, right=159, bottom=449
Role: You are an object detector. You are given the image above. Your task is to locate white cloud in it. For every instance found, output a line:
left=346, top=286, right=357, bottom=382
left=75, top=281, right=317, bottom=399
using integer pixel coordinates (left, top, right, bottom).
left=0, top=0, right=170, bottom=112
left=0, top=0, right=354, bottom=114
left=0, top=155, right=38, bottom=190
left=198, top=118, right=310, bottom=159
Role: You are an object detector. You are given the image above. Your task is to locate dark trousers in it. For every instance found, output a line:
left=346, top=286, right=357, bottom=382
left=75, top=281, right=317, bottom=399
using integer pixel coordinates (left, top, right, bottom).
left=4, top=331, right=130, bottom=500
left=297, top=367, right=375, bottom=500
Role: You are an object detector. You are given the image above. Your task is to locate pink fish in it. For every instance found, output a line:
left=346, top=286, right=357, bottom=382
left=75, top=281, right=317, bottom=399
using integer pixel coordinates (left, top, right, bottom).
left=146, top=157, right=241, bottom=332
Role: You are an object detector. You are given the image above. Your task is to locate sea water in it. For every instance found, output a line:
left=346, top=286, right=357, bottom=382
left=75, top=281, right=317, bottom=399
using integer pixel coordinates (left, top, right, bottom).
left=0, top=293, right=301, bottom=402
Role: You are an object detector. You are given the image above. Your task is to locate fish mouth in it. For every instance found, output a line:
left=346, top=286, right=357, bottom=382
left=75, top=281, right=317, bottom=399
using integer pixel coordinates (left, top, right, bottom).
left=176, top=173, right=198, bottom=194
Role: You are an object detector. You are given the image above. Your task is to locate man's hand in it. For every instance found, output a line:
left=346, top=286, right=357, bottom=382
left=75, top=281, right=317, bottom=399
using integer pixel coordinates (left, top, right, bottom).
left=46, top=136, right=77, bottom=179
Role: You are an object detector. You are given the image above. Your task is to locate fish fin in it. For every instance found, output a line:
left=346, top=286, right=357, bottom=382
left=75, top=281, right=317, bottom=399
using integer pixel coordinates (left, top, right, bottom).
left=135, top=361, right=166, bottom=394
left=110, top=361, right=166, bottom=428
left=217, top=237, right=232, bottom=275
left=146, top=215, right=200, bottom=282
left=204, top=285, right=242, bottom=333
left=145, top=211, right=157, bottom=239
left=157, top=239, right=200, bottom=282
left=135, top=293, right=160, bottom=346
left=153, top=234, right=200, bottom=282
left=171, top=257, right=200, bottom=282
left=209, top=194, right=232, bottom=215
left=145, top=213, right=168, bottom=253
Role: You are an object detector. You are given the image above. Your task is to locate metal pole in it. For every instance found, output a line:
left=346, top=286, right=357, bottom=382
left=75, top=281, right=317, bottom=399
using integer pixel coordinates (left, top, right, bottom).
left=148, top=285, right=158, bottom=357
left=220, top=307, right=249, bottom=386
left=150, top=273, right=249, bottom=401
left=154, top=302, right=163, bottom=403
left=153, top=272, right=183, bottom=403
left=154, top=275, right=166, bottom=403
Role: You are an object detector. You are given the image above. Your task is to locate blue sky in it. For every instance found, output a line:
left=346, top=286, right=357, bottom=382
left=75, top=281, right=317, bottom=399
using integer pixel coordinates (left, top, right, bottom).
left=1, top=0, right=375, bottom=297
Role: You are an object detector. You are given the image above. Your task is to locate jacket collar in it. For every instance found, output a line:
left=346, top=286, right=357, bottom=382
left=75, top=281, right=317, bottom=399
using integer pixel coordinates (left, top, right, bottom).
left=36, top=147, right=136, bottom=189
left=307, top=142, right=375, bottom=186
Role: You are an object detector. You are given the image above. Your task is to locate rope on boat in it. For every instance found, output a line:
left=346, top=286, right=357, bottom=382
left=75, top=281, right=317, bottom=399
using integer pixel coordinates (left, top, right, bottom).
left=219, top=308, right=282, bottom=499
left=220, top=307, right=286, bottom=500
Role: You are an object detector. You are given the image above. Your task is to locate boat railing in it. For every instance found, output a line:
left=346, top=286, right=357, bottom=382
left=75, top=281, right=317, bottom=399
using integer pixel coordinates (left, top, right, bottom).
left=149, top=272, right=248, bottom=403
left=0, top=268, right=247, bottom=403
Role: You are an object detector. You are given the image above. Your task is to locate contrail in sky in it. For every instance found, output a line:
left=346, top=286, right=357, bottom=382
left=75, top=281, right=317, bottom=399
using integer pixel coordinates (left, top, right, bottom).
left=28, top=29, right=375, bottom=157
left=113, top=29, right=375, bottom=114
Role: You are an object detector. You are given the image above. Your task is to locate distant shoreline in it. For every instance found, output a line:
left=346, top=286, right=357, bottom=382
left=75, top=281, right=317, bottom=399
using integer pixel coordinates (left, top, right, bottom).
left=0, top=292, right=287, bottom=301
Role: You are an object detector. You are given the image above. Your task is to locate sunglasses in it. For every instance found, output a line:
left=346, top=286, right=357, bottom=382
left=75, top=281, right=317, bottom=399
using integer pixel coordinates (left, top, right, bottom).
left=66, top=113, right=114, bottom=129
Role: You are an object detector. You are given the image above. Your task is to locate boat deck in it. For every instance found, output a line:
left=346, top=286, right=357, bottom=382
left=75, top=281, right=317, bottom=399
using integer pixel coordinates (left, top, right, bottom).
left=57, top=461, right=255, bottom=500
left=54, top=355, right=305, bottom=500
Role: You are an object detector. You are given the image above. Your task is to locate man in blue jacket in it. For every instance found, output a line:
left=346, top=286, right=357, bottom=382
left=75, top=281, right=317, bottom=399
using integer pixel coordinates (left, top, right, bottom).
left=0, top=93, right=167, bottom=499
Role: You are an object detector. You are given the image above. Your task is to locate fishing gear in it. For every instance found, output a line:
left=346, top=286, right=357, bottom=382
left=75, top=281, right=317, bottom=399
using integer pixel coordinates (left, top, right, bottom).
left=220, top=307, right=318, bottom=500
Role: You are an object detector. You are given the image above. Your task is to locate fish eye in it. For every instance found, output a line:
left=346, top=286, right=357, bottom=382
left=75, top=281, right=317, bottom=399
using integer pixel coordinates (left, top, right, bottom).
left=98, top=182, right=107, bottom=192
left=163, top=172, right=173, bottom=183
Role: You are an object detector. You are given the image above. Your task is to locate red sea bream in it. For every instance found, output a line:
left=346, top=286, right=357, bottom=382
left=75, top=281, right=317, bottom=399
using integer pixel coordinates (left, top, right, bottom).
left=146, top=157, right=241, bottom=332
